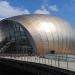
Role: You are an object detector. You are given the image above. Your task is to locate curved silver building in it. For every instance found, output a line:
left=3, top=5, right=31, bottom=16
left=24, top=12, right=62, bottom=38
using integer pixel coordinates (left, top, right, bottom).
left=0, top=14, right=75, bottom=55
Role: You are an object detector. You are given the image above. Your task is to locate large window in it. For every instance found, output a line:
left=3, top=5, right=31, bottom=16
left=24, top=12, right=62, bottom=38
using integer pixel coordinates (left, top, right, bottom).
left=1, top=20, right=33, bottom=54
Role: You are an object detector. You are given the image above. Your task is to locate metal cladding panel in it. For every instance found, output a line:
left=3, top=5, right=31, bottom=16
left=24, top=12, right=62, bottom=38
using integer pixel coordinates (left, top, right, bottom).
left=1, top=14, right=75, bottom=55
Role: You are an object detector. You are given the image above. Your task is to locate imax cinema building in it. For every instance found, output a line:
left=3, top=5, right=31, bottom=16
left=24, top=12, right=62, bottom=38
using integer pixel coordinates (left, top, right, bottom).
left=0, top=14, right=75, bottom=55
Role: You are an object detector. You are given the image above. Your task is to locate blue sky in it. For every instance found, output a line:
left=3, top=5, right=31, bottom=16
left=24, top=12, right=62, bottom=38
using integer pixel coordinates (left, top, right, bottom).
left=0, top=0, right=75, bottom=26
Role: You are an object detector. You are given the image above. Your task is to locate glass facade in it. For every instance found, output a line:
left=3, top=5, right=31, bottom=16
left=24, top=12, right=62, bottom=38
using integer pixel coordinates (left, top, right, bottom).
left=0, top=20, right=33, bottom=54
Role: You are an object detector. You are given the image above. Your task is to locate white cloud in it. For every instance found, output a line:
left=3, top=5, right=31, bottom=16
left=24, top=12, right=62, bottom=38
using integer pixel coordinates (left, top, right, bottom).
left=0, top=1, right=30, bottom=18
left=34, top=6, right=50, bottom=14
left=49, top=5, right=58, bottom=12
left=34, top=9, right=50, bottom=14
left=0, top=0, right=59, bottom=19
left=34, top=0, right=58, bottom=14
left=34, top=1, right=50, bottom=14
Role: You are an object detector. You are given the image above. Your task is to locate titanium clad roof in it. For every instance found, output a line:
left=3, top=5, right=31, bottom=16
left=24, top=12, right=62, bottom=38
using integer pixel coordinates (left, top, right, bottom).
left=0, top=14, right=75, bottom=55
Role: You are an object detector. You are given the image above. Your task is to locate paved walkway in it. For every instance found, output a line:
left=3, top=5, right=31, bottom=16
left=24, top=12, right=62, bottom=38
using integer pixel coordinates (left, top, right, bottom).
left=0, top=56, right=75, bottom=72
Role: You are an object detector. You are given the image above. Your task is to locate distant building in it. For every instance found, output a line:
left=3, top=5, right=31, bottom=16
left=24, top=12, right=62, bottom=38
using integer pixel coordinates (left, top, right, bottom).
left=0, top=14, right=75, bottom=55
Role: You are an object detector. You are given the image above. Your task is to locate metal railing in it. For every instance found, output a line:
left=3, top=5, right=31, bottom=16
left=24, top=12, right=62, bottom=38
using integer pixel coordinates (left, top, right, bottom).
left=0, top=53, right=75, bottom=72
